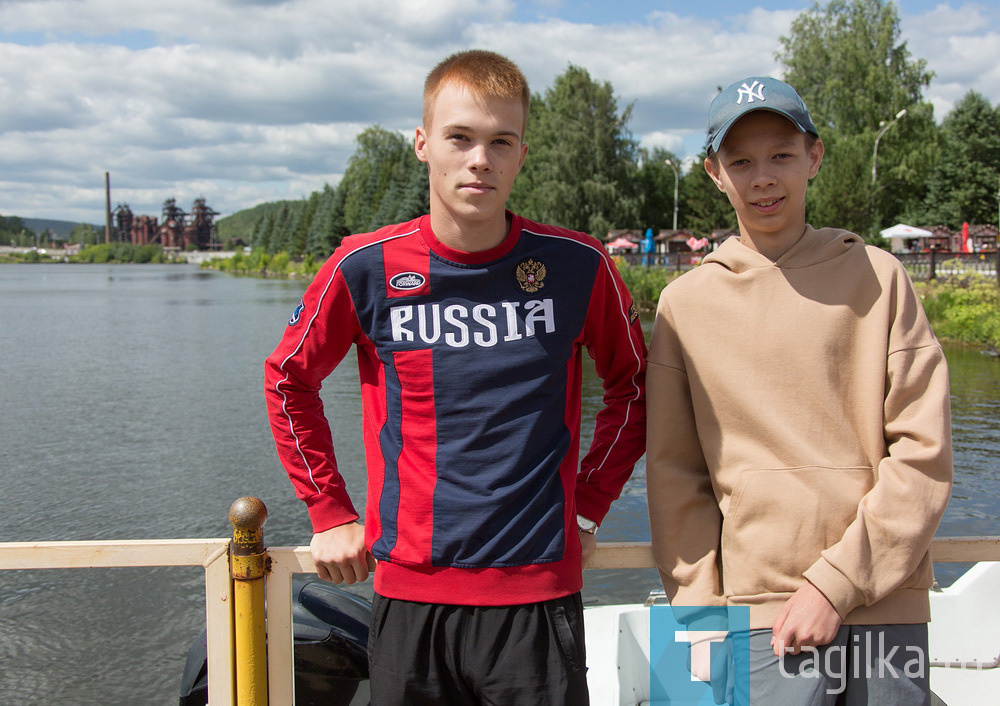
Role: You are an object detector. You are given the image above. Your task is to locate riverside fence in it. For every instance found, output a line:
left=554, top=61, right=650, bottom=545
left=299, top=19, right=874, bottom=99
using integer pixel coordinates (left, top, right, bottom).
left=895, top=250, right=1000, bottom=282
left=616, top=249, right=999, bottom=283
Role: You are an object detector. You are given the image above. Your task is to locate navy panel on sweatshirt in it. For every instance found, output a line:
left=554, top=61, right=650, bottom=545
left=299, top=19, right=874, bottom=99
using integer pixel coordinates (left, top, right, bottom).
left=340, top=228, right=603, bottom=567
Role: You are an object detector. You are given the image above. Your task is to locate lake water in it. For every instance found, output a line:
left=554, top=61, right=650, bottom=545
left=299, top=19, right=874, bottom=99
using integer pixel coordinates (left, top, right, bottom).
left=1, top=263, right=997, bottom=704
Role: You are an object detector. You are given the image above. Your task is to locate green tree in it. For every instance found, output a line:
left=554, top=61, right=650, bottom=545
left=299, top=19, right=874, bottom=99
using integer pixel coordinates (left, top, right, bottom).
left=777, top=0, right=937, bottom=237
left=635, top=148, right=681, bottom=232
left=918, top=92, right=1000, bottom=228
left=218, top=201, right=290, bottom=245
left=70, top=223, right=98, bottom=246
left=269, top=203, right=295, bottom=255
left=293, top=191, right=320, bottom=257
left=510, top=64, right=639, bottom=237
left=372, top=154, right=430, bottom=228
left=0, top=214, right=34, bottom=245
left=679, top=154, right=738, bottom=236
left=305, top=184, right=346, bottom=257
left=340, top=126, right=419, bottom=234
left=251, top=211, right=274, bottom=252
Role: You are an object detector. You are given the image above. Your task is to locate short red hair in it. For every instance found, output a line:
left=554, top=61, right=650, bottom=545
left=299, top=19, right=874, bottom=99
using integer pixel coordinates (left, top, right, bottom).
left=423, top=49, right=530, bottom=133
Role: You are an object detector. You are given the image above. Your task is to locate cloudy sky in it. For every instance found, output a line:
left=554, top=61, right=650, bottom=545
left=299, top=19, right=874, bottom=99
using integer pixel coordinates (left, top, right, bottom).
left=1, top=0, right=997, bottom=225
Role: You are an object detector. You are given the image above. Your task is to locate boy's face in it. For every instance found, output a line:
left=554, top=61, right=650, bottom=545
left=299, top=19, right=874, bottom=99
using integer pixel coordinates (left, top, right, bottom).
left=415, top=81, right=528, bottom=231
left=705, top=111, right=823, bottom=246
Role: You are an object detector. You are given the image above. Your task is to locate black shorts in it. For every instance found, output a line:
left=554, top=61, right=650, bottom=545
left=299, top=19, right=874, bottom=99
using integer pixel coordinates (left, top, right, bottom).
left=367, top=591, right=590, bottom=706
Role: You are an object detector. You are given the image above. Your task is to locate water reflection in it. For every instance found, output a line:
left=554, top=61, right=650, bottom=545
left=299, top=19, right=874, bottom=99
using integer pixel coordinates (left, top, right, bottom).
left=0, top=265, right=995, bottom=704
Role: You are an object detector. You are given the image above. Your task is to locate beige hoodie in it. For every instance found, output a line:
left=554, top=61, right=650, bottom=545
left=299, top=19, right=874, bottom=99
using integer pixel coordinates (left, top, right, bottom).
left=646, top=226, right=953, bottom=629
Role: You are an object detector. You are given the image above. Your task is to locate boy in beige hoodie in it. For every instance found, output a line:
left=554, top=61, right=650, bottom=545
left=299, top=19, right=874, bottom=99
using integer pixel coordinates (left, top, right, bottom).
left=646, top=77, right=953, bottom=704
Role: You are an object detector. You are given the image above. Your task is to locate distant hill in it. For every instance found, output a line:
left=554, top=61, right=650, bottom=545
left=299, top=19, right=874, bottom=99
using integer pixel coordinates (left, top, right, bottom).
left=217, top=200, right=306, bottom=243
left=21, top=217, right=100, bottom=239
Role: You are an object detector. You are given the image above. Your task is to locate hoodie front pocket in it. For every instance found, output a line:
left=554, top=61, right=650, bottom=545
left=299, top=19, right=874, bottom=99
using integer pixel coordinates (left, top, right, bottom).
left=721, top=466, right=873, bottom=599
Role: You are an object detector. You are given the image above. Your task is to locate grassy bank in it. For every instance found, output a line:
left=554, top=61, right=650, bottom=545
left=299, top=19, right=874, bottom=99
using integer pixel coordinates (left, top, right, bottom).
left=2, top=244, right=185, bottom=264
left=915, top=270, right=1000, bottom=353
left=73, top=243, right=182, bottom=264
left=201, top=249, right=321, bottom=278
left=0, top=249, right=57, bottom=263
left=616, top=261, right=681, bottom=310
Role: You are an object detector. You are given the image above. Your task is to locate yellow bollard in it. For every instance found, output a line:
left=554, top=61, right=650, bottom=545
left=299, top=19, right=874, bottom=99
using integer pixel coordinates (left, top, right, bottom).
left=230, top=497, right=269, bottom=705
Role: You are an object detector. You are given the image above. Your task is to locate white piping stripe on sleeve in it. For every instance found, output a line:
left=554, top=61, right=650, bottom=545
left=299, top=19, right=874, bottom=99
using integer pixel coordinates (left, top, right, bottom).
left=274, top=228, right=419, bottom=495
left=525, top=230, right=644, bottom=481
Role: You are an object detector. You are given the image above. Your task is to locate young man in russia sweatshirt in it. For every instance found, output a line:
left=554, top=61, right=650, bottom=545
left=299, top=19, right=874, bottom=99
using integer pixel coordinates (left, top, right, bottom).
left=266, top=49, right=646, bottom=705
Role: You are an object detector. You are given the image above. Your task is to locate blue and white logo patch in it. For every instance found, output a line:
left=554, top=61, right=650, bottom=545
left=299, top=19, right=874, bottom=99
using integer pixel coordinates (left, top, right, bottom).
left=390, top=272, right=426, bottom=291
left=289, top=300, right=305, bottom=326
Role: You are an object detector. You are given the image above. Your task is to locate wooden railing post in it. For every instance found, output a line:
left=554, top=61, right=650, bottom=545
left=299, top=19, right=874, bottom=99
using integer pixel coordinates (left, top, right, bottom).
left=230, top=497, right=269, bottom=705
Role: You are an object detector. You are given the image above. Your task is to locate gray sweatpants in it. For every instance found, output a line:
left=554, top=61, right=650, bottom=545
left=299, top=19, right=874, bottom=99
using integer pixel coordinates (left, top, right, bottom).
left=729, top=624, right=930, bottom=705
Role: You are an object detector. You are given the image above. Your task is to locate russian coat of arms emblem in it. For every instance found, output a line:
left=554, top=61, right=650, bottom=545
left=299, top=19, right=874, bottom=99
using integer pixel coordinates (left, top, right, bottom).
left=515, top=258, right=546, bottom=293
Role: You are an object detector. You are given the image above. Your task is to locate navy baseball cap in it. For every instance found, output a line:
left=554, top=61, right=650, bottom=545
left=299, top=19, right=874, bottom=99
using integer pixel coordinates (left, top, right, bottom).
left=706, top=76, right=818, bottom=153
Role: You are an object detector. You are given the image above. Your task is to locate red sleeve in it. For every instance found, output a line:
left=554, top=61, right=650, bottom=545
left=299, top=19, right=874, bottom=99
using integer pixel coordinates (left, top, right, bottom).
left=264, top=252, right=364, bottom=533
left=575, top=253, right=648, bottom=524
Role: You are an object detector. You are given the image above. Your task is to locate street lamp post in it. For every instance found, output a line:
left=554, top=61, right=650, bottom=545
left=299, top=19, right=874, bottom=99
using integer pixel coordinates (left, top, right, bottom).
left=664, top=158, right=679, bottom=231
left=871, top=108, right=908, bottom=185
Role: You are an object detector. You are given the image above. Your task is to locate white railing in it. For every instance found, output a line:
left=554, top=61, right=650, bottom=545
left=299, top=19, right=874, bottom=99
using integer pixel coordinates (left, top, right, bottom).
left=2, top=518, right=998, bottom=706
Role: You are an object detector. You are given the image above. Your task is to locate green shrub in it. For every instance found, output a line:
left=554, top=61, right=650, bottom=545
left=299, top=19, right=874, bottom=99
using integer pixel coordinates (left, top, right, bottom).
left=199, top=248, right=324, bottom=279
left=72, top=243, right=175, bottom=264
left=617, top=261, right=681, bottom=310
left=915, top=272, right=1000, bottom=351
left=270, top=252, right=291, bottom=274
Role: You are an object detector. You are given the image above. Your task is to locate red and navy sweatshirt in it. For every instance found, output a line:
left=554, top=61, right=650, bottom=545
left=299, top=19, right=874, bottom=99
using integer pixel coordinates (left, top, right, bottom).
left=265, top=213, right=647, bottom=605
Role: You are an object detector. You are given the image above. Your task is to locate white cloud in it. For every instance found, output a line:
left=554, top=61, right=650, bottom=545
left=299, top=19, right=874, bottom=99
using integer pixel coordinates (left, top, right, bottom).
left=638, top=130, right=686, bottom=154
left=0, top=0, right=996, bottom=224
left=901, top=2, right=1000, bottom=120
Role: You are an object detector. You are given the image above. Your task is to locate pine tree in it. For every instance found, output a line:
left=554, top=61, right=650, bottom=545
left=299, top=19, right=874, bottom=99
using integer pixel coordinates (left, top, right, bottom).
left=919, top=92, right=1000, bottom=228
left=510, top=64, right=639, bottom=238
left=305, top=185, right=338, bottom=257
left=250, top=212, right=274, bottom=252
left=340, top=126, right=415, bottom=234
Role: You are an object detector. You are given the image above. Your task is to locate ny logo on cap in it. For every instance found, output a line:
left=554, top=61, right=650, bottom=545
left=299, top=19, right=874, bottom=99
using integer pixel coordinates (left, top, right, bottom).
left=736, top=80, right=765, bottom=104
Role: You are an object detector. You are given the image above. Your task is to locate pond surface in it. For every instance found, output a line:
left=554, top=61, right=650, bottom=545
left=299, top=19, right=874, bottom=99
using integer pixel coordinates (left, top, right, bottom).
left=0, top=264, right=996, bottom=704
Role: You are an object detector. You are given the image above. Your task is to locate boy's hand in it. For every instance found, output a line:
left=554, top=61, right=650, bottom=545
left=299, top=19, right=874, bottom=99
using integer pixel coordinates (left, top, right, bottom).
left=579, top=530, right=597, bottom=569
left=771, top=582, right=842, bottom=656
left=310, top=521, right=375, bottom=584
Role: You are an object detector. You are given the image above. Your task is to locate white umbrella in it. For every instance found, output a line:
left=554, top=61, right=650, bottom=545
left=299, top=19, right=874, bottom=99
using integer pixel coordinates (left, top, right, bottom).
left=880, top=223, right=933, bottom=239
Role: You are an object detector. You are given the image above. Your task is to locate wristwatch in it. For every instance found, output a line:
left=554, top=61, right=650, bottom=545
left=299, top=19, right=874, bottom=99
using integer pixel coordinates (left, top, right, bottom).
left=576, top=514, right=598, bottom=534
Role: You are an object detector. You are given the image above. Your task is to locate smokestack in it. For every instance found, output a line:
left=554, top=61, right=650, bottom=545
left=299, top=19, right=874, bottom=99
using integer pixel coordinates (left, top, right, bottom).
left=104, top=172, right=112, bottom=244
